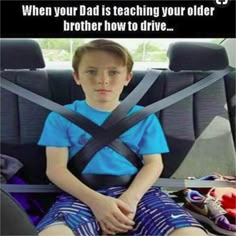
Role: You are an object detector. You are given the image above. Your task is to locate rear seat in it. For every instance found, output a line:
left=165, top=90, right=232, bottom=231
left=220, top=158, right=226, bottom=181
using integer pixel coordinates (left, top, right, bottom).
left=0, top=39, right=50, bottom=144
left=0, top=39, right=51, bottom=184
left=161, top=42, right=235, bottom=179
left=0, top=39, right=235, bottom=235
left=47, top=42, right=236, bottom=180
left=1, top=39, right=235, bottom=183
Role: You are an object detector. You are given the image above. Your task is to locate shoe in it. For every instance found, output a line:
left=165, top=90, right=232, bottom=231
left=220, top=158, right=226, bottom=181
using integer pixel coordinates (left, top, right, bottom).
left=183, top=189, right=236, bottom=236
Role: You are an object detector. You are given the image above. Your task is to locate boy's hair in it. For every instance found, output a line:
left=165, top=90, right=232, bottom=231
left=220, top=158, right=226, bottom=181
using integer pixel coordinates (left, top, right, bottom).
left=72, top=39, right=134, bottom=73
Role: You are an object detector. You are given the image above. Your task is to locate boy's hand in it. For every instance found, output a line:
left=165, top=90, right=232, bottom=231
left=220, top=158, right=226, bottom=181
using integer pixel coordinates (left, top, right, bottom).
left=90, top=195, right=135, bottom=235
left=118, top=192, right=138, bottom=221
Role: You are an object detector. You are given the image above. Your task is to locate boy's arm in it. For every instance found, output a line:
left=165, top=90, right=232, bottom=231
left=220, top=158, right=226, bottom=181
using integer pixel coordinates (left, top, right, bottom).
left=46, top=146, right=135, bottom=234
left=119, top=154, right=163, bottom=213
left=46, top=146, right=102, bottom=205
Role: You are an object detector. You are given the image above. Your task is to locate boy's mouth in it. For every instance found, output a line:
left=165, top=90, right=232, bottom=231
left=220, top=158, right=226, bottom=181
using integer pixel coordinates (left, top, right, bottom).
left=95, top=89, right=111, bottom=93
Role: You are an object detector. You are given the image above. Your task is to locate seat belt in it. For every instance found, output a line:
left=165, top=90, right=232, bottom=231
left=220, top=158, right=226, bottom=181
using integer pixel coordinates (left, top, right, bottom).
left=0, top=67, right=232, bottom=191
left=1, top=178, right=235, bottom=193
left=0, top=69, right=161, bottom=168
left=69, top=67, right=233, bottom=174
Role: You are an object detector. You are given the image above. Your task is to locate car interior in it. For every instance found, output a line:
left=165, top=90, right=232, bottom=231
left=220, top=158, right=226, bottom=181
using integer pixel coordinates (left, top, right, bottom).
left=0, top=38, right=235, bottom=235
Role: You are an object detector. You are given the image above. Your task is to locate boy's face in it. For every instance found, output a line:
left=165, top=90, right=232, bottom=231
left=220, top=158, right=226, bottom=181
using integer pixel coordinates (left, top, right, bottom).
left=73, top=50, right=132, bottom=110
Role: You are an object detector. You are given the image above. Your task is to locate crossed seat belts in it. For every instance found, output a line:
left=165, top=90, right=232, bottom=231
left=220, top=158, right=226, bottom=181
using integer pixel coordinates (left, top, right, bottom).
left=1, top=67, right=235, bottom=193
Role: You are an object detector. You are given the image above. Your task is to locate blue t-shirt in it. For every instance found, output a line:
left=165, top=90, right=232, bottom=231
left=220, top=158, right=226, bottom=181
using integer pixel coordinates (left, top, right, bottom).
left=38, top=100, right=169, bottom=175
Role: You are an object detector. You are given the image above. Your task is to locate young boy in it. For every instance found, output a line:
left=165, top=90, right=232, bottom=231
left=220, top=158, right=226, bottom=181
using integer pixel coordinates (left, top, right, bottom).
left=37, top=39, right=207, bottom=236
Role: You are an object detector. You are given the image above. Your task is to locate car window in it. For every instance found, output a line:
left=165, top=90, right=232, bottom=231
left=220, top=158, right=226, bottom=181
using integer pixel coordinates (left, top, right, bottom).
left=35, top=38, right=223, bottom=70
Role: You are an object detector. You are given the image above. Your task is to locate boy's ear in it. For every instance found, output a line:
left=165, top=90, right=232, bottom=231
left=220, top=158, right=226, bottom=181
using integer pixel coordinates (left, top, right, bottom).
left=72, top=72, right=80, bottom=85
left=124, top=72, right=133, bottom=86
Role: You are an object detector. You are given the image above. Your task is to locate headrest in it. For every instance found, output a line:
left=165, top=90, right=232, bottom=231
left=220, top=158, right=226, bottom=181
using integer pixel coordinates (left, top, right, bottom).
left=0, top=39, right=45, bottom=70
left=167, top=42, right=229, bottom=71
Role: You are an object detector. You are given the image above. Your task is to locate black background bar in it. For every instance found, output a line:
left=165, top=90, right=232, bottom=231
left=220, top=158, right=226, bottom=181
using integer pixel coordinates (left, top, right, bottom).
left=1, top=0, right=235, bottom=38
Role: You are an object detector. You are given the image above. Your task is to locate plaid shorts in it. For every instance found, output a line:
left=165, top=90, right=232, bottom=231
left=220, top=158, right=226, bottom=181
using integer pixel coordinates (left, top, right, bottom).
left=36, top=186, right=205, bottom=236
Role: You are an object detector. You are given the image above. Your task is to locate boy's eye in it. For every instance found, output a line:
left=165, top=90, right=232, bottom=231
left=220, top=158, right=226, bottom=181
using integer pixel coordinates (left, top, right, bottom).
left=86, top=70, right=97, bottom=75
left=109, top=70, right=119, bottom=76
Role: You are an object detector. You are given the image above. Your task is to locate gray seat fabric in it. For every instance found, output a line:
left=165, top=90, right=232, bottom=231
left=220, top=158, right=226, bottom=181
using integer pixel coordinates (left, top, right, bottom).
left=161, top=71, right=235, bottom=178
left=0, top=39, right=51, bottom=144
left=167, top=42, right=229, bottom=71
left=161, top=42, right=235, bottom=179
left=0, top=39, right=45, bottom=70
left=0, top=39, right=51, bottom=235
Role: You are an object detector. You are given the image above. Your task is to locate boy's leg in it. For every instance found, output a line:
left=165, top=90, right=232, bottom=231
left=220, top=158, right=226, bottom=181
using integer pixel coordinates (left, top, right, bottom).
left=39, top=224, right=75, bottom=236
left=169, top=226, right=207, bottom=236
left=36, top=194, right=101, bottom=236
left=130, top=187, right=207, bottom=236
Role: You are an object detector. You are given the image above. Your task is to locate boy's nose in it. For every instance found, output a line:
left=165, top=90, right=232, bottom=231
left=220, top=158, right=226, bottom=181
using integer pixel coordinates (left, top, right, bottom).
left=97, top=72, right=109, bottom=85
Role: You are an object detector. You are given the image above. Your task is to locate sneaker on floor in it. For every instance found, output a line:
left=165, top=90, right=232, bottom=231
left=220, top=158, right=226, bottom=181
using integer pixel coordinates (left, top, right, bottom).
left=188, top=174, right=236, bottom=220
left=183, top=189, right=236, bottom=236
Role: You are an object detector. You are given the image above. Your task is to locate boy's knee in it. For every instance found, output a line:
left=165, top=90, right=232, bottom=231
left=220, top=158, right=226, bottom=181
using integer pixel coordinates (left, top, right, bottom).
left=169, top=226, right=208, bottom=236
left=38, top=224, right=75, bottom=236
